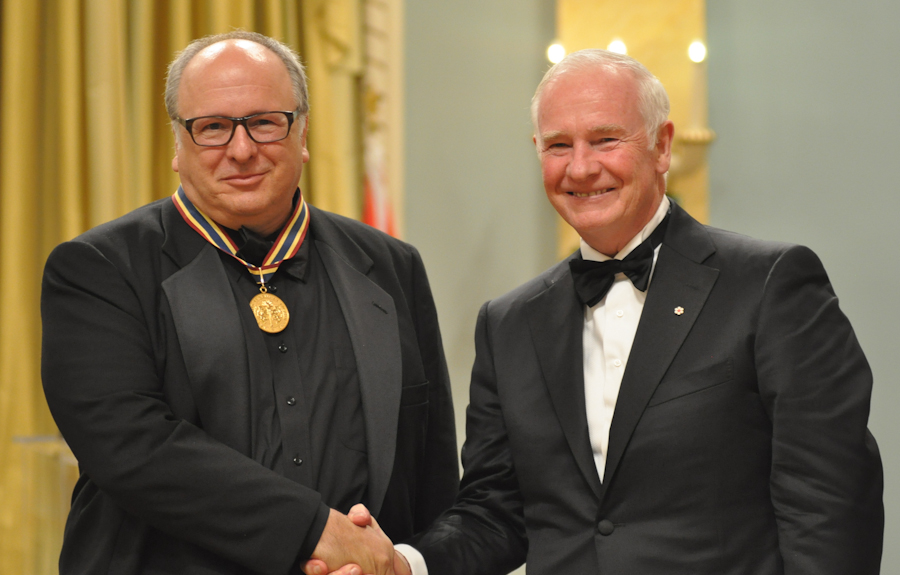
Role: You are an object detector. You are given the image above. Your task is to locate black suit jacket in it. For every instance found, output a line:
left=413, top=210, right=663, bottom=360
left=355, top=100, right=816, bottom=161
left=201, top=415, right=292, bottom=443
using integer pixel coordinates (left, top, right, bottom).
left=41, top=198, right=458, bottom=575
left=411, top=203, right=882, bottom=575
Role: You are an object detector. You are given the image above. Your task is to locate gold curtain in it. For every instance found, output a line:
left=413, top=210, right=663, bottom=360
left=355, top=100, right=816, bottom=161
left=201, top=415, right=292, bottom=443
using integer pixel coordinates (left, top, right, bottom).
left=0, top=1, right=364, bottom=573
left=301, top=0, right=364, bottom=217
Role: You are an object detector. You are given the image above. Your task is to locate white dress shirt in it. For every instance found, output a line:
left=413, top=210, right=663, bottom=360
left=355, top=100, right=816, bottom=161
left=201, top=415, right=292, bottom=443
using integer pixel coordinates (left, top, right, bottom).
left=581, top=196, right=669, bottom=482
left=400, top=196, right=671, bottom=574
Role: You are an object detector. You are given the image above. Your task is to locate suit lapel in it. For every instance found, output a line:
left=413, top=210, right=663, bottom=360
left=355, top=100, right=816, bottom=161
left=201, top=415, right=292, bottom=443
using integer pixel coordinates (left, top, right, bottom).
left=527, top=262, right=604, bottom=500
left=312, top=210, right=402, bottom=517
left=599, top=204, right=718, bottom=502
left=160, top=201, right=257, bottom=454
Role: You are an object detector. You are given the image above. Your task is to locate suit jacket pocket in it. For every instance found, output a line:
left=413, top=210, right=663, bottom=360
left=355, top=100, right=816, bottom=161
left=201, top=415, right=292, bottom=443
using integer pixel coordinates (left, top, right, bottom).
left=647, top=357, right=733, bottom=407
left=400, top=380, right=429, bottom=407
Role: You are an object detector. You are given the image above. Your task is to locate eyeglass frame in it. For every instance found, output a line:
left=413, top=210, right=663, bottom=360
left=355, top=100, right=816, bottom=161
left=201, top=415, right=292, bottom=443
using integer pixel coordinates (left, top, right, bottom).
left=176, top=109, right=301, bottom=147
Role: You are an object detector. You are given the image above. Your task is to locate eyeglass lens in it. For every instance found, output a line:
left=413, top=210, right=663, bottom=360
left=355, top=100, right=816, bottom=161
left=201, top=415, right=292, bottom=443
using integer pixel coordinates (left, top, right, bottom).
left=191, top=112, right=291, bottom=146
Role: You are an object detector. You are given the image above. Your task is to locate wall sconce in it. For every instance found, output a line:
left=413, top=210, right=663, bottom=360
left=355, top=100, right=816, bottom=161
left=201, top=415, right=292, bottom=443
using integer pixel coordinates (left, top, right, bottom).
left=670, top=40, right=716, bottom=178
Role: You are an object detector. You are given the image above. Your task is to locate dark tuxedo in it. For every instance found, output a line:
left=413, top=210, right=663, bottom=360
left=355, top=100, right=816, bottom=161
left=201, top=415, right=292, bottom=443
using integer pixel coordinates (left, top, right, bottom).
left=41, top=198, right=458, bottom=575
left=411, top=202, right=882, bottom=575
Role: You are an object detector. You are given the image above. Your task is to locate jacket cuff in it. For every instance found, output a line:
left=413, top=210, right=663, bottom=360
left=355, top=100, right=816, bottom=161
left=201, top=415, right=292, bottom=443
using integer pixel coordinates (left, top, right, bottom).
left=293, top=502, right=332, bottom=569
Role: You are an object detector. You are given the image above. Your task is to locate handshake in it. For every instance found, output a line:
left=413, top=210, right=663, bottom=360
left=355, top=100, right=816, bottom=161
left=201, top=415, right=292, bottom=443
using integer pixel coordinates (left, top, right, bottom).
left=303, top=505, right=411, bottom=575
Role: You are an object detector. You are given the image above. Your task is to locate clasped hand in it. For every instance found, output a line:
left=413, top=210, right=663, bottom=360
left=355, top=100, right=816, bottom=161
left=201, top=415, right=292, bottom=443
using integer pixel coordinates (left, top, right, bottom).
left=303, top=505, right=411, bottom=575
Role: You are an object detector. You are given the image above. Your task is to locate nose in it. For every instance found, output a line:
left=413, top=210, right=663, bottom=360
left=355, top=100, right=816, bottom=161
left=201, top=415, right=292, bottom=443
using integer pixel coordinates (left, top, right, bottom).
left=567, top=142, right=601, bottom=181
left=226, top=124, right=258, bottom=162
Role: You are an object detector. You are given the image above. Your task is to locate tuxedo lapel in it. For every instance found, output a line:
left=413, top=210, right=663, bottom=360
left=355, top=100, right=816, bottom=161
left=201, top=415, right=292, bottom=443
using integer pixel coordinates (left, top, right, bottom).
left=527, top=262, right=604, bottom=500
left=599, top=205, right=718, bottom=502
left=312, top=211, right=402, bottom=518
left=160, top=205, right=258, bottom=454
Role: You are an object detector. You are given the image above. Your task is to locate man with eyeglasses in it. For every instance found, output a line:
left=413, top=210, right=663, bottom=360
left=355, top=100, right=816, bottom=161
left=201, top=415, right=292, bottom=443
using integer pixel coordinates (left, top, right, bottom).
left=41, top=31, right=457, bottom=575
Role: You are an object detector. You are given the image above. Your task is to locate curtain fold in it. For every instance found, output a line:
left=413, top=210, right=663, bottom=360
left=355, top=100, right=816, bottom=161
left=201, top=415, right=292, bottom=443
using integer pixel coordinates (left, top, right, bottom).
left=1, top=2, right=50, bottom=572
left=301, top=0, right=364, bottom=217
left=0, top=1, right=378, bottom=572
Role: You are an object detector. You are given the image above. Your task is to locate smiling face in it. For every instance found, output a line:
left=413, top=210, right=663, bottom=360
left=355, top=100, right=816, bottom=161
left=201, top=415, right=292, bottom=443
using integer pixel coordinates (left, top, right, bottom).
left=534, top=66, right=673, bottom=256
left=172, top=40, right=309, bottom=235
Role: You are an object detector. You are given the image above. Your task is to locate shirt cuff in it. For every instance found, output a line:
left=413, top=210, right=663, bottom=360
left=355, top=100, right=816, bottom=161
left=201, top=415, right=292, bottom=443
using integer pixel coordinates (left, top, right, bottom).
left=395, top=543, right=428, bottom=575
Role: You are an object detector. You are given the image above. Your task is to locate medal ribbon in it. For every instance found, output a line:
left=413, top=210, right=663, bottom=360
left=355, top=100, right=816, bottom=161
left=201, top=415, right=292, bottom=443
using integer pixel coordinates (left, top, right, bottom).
left=172, top=186, right=310, bottom=285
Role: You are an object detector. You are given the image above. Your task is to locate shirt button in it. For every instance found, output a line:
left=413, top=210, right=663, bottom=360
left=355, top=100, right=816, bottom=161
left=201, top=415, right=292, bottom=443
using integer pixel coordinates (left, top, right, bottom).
left=616, top=310, right=624, bottom=317
left=267, top=285, right=278, bottom=293
left=613, top=359, right=622, bottom=367
left=293, top=455, right=303, bottom=466
left=286, top=396, right=297, bottom=406
left=597, top=519, right=615, bottom=536
left=278, top=343, right=288, bottom=353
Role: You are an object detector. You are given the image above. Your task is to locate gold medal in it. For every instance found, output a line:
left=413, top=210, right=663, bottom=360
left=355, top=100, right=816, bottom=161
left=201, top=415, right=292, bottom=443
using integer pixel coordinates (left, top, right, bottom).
left=250, top=288, right=290, bottom=333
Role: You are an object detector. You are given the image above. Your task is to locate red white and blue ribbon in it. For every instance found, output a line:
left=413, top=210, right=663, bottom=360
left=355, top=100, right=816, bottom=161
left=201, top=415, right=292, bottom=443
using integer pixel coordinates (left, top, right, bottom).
left=172, top=186, right=310, bottom=285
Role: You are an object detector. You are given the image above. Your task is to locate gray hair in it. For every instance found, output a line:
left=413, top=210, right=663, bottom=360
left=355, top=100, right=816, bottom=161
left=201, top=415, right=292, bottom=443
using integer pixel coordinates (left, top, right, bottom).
left=165, top=30, right=309, bottom=122
left=531, top=49, right=670, bottom=146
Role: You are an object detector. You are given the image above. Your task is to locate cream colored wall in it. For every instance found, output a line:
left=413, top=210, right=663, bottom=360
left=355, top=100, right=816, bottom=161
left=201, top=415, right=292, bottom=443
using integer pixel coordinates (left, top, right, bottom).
left=404, top=0, right=558, bottom=478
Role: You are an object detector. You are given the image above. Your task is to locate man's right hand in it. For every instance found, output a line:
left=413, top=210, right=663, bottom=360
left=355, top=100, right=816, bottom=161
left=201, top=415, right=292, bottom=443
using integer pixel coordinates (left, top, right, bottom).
left=302, top=507, right=409, bottom=575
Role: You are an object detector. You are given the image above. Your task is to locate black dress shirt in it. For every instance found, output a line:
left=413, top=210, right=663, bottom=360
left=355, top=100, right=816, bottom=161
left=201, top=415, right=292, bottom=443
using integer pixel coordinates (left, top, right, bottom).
left=222, top=222, right=369, bottom=553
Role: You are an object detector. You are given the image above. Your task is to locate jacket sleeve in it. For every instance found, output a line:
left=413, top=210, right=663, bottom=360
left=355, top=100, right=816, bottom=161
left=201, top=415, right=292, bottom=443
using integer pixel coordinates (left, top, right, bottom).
left=41, top=239, right=328, bottom=574
left=755, top=245, right=883, bottom=574
left=408, top=301, right=527, bottom=575
left=408, top=246, right=460, bottom=529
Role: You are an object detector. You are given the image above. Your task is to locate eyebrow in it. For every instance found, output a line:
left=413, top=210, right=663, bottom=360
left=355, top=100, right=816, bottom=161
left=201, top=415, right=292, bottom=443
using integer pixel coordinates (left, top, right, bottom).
left=539, top=124, right=627, bottom=143
left=586, top=123, right=626, bottom=135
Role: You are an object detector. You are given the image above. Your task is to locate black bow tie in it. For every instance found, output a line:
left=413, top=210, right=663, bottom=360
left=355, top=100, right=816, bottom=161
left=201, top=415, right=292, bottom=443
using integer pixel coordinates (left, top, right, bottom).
left=569, top=214, right=669, bottom=307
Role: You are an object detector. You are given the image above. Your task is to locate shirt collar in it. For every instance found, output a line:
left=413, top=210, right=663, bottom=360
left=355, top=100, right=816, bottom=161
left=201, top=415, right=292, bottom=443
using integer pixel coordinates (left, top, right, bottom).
left=580, top=196, right=670, bottom=263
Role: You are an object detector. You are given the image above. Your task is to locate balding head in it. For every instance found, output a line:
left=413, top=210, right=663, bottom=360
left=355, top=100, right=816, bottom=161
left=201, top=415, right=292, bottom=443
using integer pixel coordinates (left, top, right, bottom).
left=165, top=30, right=308, bottom=124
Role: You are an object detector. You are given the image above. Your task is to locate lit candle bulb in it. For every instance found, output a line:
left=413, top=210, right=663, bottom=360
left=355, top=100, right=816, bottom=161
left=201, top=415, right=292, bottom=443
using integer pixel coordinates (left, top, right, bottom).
left=607, top=39, right=627, bottom=54
left=688, top=40, right=708, bottom=129
left=547, top=43, right=566, bottom=64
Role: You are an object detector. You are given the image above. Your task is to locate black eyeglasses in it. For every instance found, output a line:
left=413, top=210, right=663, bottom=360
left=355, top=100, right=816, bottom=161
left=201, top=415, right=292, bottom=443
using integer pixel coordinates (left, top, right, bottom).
left=177, top=110, right=300, bottom=147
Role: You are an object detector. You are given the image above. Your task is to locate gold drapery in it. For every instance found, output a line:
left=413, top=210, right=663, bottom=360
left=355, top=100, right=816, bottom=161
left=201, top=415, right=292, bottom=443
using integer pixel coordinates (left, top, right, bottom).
left=302, top=0, right=364, bottom=217
left=0, top=1, right=367, bottom=572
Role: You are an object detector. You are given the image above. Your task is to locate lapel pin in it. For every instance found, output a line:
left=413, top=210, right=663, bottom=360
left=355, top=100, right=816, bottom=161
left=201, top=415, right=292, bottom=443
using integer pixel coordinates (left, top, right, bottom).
left=674, top=306, right=685, bottom=316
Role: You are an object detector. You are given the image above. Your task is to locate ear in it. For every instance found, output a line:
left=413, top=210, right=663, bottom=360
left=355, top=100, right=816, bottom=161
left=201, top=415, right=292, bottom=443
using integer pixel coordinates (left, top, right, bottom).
left=171, top=126, right=181, bottom=173
left=300, top=115, right=310, bottom=164
left=654, top=120, right=675, bottom=174
left=533, top=134, right=544, bottom=157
